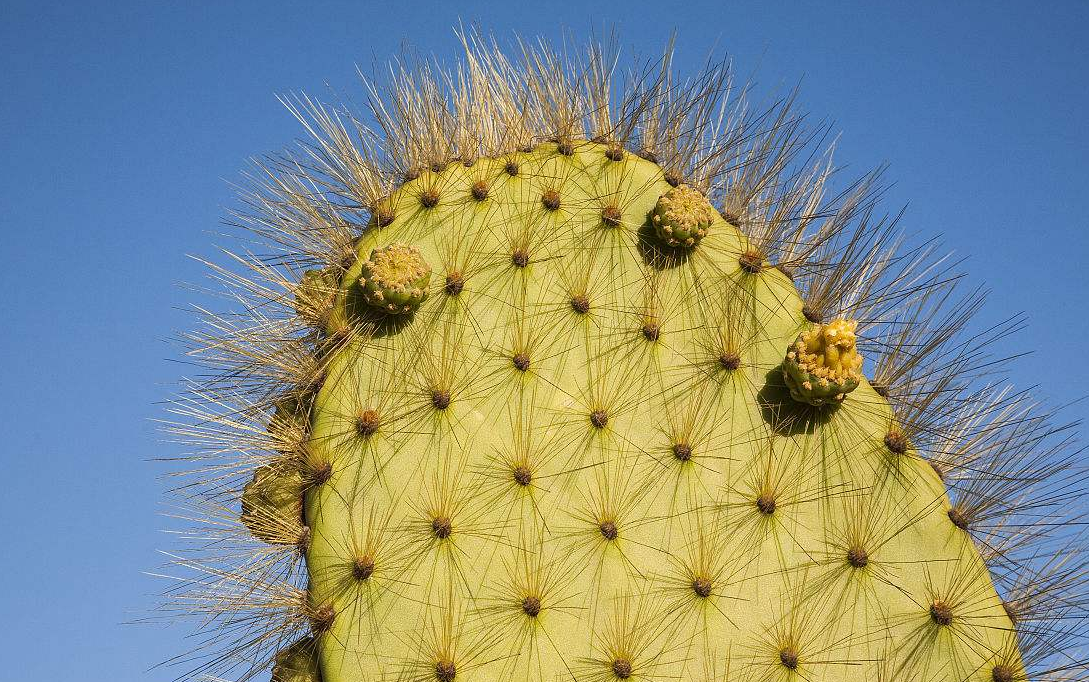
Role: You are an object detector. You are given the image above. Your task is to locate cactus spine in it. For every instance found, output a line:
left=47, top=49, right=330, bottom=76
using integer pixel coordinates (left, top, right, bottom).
left=165, top=34, right=1089, bottom=682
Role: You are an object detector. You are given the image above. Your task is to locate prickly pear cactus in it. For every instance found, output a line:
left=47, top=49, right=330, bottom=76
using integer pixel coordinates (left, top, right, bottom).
left=166, top=34, right=1089, bottom=682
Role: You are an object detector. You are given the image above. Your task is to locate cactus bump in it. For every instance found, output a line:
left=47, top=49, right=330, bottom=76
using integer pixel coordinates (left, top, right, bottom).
left=164, top=33, right=1089, bottom=682
left=357, top=244, right=432, bottom=315
left=781, top=319, right=863, bottom=406
left=650, top=184, right=716, bottom=248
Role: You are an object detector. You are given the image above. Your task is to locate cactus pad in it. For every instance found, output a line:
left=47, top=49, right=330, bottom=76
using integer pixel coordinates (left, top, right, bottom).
left=261, top=142, right=1018, bottom=681
left=167, top=34, right=1088, bottom=682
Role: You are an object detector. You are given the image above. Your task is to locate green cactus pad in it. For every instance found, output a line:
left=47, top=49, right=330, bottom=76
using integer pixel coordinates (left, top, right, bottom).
left=271, top=141, right=1021, bottom=681
left=166, top=36, right=1084, bottom=682
left=356, top=243, right=431, bottom=314
left=649, top=184, right=716, bottom=248
left=782, top=319, right=864, bottom=406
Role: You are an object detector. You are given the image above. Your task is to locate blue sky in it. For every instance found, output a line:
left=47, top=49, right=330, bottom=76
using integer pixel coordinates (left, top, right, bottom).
left=1, top=1, right=1087, bottom=679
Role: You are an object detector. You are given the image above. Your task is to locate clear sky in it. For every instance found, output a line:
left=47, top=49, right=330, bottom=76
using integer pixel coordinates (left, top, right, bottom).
left=1, top=1, right=1087, bottom=679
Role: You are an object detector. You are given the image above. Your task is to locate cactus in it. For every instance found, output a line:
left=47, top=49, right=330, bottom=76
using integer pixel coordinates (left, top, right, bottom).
left=164, top=34, right=1089, bottom=682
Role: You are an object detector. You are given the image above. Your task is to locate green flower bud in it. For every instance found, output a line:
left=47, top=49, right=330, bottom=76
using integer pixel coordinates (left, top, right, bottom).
left=649, top=185, right=716, bottom=248
left=272, top=637, right=321, bottom=682
left=294, top=268, right=340, bottom=323
left=357, top=243, right=431, bottom=314
left=240, top=464, right=305, bottom=544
